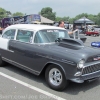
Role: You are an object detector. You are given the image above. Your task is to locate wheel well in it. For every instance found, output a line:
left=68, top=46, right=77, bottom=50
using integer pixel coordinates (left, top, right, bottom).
left=40, top=63, right=65, bottom=76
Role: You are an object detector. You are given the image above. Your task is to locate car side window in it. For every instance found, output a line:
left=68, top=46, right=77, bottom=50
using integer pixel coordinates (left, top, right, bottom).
left=2, top=29, right=16, bottom=39
left=34, top=32, right=42, bottom=43
left=16, top=30, right=33, bottom=43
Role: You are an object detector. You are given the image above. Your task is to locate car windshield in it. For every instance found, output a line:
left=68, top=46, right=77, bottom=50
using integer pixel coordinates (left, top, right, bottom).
left=34, top=29, right=69, bottom=43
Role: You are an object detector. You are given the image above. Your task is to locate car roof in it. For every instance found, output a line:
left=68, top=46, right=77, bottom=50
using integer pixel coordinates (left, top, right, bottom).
left=5, top=24, right=66, bottom=31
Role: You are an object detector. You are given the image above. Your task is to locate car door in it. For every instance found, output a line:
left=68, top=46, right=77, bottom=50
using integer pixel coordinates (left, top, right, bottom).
left=8, top=29, right=42, bottom=75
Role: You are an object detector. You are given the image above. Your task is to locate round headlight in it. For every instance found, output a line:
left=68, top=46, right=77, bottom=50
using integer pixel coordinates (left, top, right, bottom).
left=77, top=60, right=85, bottom=69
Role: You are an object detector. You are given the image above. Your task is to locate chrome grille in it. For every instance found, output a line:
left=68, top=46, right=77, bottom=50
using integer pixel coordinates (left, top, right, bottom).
left=82, top=63, right=100, bottom=75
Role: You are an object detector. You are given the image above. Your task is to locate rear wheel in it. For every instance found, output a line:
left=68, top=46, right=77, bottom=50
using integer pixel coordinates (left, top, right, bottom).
left=45, top=65, right=68, bottom=91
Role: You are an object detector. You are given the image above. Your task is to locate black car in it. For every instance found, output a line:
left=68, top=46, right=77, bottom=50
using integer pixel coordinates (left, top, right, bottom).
left=0, top=24, right=100, bottom=91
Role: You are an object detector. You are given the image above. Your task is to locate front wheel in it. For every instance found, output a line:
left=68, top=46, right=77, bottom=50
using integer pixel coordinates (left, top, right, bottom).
left=45, top=65, right=68, bottom=91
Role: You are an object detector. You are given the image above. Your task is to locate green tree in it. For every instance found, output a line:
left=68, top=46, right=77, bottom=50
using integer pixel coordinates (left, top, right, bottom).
left=0, top=8, right=6, bottom=19
left=69, top=13, right=98, bottom=24
left=95, top=13, right=100, bottom=25
left=12, top=12, right=24, bottom=17
left=55, top=17, right=62, bottom=22
left=0, top=7, right=12, bottom=19
left=68, top=18, right=75, bottom=24
left=40, top=7, right=56, bottom=21
left=55, top=16, right=70, bottom=23
left=62, top=17, right=69, bottom=21
left=6, top=11, right=12, bottom=17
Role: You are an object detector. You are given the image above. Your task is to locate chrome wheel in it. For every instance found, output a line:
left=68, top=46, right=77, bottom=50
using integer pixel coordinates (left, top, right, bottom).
left=49, top=68, right=62, bottom=86
left=45, top=65, right=68, bottom=91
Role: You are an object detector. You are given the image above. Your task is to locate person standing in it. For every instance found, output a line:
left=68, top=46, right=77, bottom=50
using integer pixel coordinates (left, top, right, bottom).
left=58, top=21, right=78, bottom=34
left=58, top=21, right=65, bottom=28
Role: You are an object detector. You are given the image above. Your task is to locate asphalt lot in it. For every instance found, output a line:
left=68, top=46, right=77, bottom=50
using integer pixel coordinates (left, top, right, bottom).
left=0, top=35, right=100, bottom=100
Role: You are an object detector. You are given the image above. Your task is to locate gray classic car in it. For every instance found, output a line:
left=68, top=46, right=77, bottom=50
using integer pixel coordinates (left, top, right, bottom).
left=0, top=24, right=100, bottom=91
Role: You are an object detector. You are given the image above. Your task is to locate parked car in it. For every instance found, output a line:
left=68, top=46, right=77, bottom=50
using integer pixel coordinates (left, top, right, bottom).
left=0, top=24, right=100, bottom=91
left=85, top=31, right=99, bottom=36
left=91, top=42, right=100, bottom=47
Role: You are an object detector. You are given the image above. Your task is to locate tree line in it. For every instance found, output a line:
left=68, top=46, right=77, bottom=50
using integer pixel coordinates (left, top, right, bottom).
left=0, top=7, right=24, bottom=19
left=0, top=7, right=100, bottom=25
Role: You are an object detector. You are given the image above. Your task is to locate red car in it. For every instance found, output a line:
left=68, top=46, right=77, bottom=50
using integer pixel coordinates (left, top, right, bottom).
left=85, top=31, right=99, bottom=36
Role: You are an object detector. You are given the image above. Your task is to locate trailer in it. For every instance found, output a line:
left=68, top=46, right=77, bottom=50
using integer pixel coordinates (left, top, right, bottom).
left=0, top=14, right=41, bottom=28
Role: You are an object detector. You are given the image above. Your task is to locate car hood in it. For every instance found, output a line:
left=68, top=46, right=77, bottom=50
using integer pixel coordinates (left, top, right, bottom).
left=44, top=39, right=100, bottom=62
left=49, top=44, right=99, bottom=56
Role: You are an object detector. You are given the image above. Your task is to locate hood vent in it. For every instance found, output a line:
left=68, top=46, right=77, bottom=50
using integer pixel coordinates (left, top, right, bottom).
left=58, top=38, right=84, bottom=50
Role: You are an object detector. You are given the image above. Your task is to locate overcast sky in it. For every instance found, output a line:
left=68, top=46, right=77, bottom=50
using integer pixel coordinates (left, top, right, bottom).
left=0, top=0, right=100, bottom=18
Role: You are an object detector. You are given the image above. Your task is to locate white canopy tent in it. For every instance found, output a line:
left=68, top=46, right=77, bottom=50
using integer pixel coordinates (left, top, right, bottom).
left=74, top=17, right=95, bottom=24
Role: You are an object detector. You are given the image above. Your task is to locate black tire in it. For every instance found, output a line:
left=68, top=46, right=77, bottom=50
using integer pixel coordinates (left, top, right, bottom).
left=45, top=65, right=68, bottom=91
left=0, top=56, right=6, bottom=66
left=93, top=34, right=96, bottom=37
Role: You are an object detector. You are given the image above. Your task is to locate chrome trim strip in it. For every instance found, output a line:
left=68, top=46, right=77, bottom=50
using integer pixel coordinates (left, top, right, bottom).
left=33, top=42, right=56, bottom=45
left=0, top=48, right=14, bottom=53
left=2, top=57, right=40, bottom=74
left=7, top=50, right=14, bottom=53
left=70, top=78, right=84, bottom=83
left=36, top=53, right=76, bottom=65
